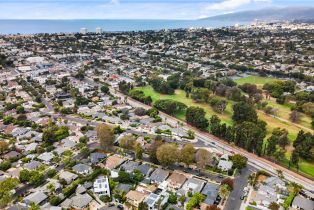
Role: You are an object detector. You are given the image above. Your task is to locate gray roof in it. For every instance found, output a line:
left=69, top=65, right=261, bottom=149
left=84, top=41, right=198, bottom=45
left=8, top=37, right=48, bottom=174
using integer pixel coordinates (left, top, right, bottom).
left=145, top=193, right=159, bottom=206
left=264, top=176, right=285, bottom=188
left=7, top=204, right=28, bottom=210
left=137, top=164, right=152, bottom=175
left=117, top=183, right=132, bottom=193
left=90, top=152, right=106, bottom=164
left=149, top=168, right=170, bottom=183
left=24, top=160, right=41, bottom=170
left=201, top=182, right=219, bottom=205
left=24, top=191, right=47, bottom=205
left=72, top=163, right=91, bottom=173
left=179, top=177, right=206, bottom=194
left=71, top=194, right=93, bottom=209
left=292, top=195, right=314, bottom=210
left=120, top=161, right=140, bottom=173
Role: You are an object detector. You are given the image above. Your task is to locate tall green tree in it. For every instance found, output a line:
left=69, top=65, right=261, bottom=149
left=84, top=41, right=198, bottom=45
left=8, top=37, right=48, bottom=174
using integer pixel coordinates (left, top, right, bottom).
left=96, top=124, right=115, bottom=150
left=232, top=101, right=257, bottom=123
left=186, top=106, right=209, bottom=130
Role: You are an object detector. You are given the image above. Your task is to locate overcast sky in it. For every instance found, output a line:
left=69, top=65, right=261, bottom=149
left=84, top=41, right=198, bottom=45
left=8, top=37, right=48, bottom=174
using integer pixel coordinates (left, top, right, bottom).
left=0, top=0, right=313, bottom=19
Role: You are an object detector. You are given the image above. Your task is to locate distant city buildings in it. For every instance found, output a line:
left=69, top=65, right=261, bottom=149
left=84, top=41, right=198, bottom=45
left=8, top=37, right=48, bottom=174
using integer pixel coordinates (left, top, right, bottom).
left=80, top=27, right=88, bottom=34
left=96, top=27, right=103, bottom=34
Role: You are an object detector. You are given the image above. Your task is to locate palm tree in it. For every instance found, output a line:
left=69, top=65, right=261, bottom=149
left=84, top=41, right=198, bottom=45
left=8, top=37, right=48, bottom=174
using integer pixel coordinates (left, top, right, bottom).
left=219, top=184, right=231, bottom=202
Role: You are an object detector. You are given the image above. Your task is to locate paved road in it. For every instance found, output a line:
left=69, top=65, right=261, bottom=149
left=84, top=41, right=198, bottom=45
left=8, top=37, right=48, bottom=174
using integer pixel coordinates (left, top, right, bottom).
left=224, top=166, right=256, bottom=210
left=38, top=76, right=314, bottom=190
left=113, top=90, right=314, bottom=190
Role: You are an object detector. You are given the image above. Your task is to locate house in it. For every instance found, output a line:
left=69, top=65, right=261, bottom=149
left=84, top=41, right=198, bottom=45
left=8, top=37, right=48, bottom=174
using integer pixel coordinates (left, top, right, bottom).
left=217, top=154, right=233, bottom=171
left=149, top=168, right=170, bottom=184
left=178, top=177, right=206, bottom=196
left=126, top=190, right=147, bottom=208
left=292, top=195, right=314, bottom=210
left=59, top=171, right=78, bottom=184
left=70, top=194, right=93, bottom=209
left=24, top=191, right=48, bottom=206
left=251, top=185, right=277, bottom=207
left=89, top=152, right=106, bottom=164
left=72, top=163, right=92, bottom=175
left=167, top=172, right=187, bottom=190
left=120, top=160, right=140, bottom=173
left=105, top=155, right=125, bottom=169
left=3, top=151, right=22, bottom=160
left=117, top=183, right=132, bottom=193
left=24, top=143, right=38, bottom=153
left=93, top=176, right=111, bottom=197
left=137, top=164, right=152, bottom=176
left=144, top=193, right=161, bottom=210
left=264, top=176, right=286, bottom=190
left=37, top=152, right=54, bottom=164
left=24, top=160, right=42, bottom=170
left=201, top=182, right=220, bottom=205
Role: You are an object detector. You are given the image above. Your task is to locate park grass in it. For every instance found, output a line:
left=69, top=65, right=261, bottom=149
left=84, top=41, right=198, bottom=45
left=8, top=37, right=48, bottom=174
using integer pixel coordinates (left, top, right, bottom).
left=235, top=75, right=280, bottom=87
left=135, top=85, right=314, bottom=178
left=136, top=86, right=233, bottom=125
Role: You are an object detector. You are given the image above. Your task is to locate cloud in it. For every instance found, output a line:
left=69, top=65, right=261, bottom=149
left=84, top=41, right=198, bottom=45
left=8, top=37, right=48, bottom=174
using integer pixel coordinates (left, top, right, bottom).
left=206, top=0, right=271, bottom=11
left=110, top=0, right=119, bottom=5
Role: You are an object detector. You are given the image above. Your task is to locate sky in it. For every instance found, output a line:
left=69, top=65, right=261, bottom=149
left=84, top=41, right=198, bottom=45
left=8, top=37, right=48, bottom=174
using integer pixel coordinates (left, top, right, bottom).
left=0, top=0, right=313, bottom=20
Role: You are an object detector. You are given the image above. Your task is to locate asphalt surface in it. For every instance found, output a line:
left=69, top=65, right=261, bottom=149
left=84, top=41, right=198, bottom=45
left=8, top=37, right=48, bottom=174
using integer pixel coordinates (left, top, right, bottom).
left=224, top=166, right=256, bottom=210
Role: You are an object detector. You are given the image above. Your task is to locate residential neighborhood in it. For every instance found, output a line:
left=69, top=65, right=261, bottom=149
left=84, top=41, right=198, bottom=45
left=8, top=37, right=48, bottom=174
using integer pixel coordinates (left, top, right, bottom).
left=0, top=22, right=313, bottom=210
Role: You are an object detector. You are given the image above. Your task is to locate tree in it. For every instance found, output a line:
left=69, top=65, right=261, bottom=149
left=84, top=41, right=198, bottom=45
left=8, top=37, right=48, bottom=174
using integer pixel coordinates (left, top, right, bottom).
left=138, top=201, right=149, bottom=210
left=0, top=178, right=19, bottom=209
left=219, top=184, right=231, bottom=200
left=134, top=143, right=143, bottom=160
left=210, top=115, right=222, bottom=137
left=209, top=98, right=227, bottom=114
left=134, top=107, right=147, bottom=116
left=232, top=102, right=257, bottom=123
left=290, top=150, right=299, bottom=167
left=133, top=169, right=144, bottom=183
left=101, top=85, right=109, bottom=94
left=233, top=121, right=266, bottom=155
left=180, top=144, right=195, bottom=166
left=28, top=203, right=40, bottom=210
left=205, top=205, right=221, bottom=210
left=221, top=178, right=234, bottom=190
left=0, top=141, right=9, bottom=154
left=154, top=99, right=187, bottom=115
left=186, top=193, right=205, bottom=210
left=156, top=144, right=179, bottom=167
left=289, top=110, right=301, bottom=123
left=168, top=192, right=177, bottom=204
left=49, top=195, right=61, bottom=206
left=147, top=138, right=163, bottom=164
left=186, top=106, right=209, bottom=130
left=96, top=124, right=115, bottom=150
left=230, top=154, right=247, bottom=170
left=119, top=134, right=136, bottom=150
left=0, top=161, right=11, bottom=171
left=16, top=105, right=25, bottom=114
left=268, top=202, right=280, bottom=210
left=191, top=88, right=211, bottom=102
left=80, top=146, right=90, bottom=157
left=195, top=149, right=212, bottom=169
left=29, top=171, right=45, bottom=186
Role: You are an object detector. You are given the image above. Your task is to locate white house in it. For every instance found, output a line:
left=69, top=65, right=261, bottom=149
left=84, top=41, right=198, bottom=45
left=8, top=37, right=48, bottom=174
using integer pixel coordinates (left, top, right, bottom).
left=218, top=154, right=233, bottom=171
left=93, top=176, right=110, bottom=197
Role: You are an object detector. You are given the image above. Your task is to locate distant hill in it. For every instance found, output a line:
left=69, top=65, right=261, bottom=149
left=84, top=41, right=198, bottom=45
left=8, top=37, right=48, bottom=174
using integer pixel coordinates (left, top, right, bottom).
left=202, top=7, right=314, bottom=22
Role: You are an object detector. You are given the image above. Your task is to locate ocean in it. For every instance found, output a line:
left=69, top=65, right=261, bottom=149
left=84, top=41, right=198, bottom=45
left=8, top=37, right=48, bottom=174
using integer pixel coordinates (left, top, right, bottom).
left=0, top=19, right=249, bottom=34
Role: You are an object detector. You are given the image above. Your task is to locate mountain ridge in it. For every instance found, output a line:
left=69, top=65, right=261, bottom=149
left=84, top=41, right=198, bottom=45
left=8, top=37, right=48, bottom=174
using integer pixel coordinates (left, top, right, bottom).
left=201, top=7, right=314, bottom=22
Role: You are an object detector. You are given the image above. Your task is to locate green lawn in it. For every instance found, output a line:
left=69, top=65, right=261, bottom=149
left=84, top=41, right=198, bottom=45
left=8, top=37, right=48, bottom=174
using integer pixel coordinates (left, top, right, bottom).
left=235, top=75, right=280, bottom=87
left=135, top=85, right=314, bottom=178
left=135, top=86, right=233, bottom=125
